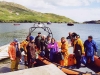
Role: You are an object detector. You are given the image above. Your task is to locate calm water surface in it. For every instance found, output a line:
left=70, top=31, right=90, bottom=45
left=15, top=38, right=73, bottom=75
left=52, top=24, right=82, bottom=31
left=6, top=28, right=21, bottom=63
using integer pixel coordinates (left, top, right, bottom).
left=0, top=23, right=100, bottom=55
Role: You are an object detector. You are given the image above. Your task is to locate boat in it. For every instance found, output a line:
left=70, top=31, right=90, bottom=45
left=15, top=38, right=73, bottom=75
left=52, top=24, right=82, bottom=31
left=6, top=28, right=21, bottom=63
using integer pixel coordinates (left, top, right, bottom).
left=0, top=44, right=9, bottom=60
left=67, top=22, right=74, bottom=26
left=29, top=23, right=100, bottom=74
left=67, top=23, right=74, bottom=26
left=30, top=23, right=53, bottom=37
left=47, top=21, right=51, bottom=25
left=13, top=24, right=20, bottom=26
left=0, top=23, right=100, bottom=74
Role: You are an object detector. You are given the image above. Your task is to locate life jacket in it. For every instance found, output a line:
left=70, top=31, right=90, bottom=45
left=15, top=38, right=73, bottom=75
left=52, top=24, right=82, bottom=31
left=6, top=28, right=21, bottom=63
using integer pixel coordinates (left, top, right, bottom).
left=8, top=42, right=16, bottom=60
left=20, top=40, right=28, bottom=53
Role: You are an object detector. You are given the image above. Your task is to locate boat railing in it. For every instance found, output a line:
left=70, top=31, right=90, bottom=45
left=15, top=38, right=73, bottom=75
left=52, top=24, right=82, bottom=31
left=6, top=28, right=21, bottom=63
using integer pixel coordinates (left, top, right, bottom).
left=29, top=23, right=53, bottom=37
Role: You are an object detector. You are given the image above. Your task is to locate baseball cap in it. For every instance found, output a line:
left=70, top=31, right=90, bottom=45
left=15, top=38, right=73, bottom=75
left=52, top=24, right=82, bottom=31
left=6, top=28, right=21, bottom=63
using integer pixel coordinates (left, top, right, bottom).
left=14, top=38, right=18, bottom=42
left=38, top=32, right=41, bottom=34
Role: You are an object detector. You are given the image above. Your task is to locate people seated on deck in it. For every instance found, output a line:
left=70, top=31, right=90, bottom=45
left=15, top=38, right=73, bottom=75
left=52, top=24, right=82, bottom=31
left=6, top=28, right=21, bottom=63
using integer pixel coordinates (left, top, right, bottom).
left=84, top=36, right=98, bottom=67
left=66, top=32, right=77, bottom=47
left=26, top=36, right=36, bottom=68
left=20, top=36, right=29, bottom=66
left=47, top=38, right=59, bottom=62
left=44, top=35, right=51, bottom=59
left=8, top=38, right=21, bottom=71
left=60, top=37, right=69, bottom=66
left=73, top=35, right=84, bottom=69
left=35, top=32, right=42, bottom=50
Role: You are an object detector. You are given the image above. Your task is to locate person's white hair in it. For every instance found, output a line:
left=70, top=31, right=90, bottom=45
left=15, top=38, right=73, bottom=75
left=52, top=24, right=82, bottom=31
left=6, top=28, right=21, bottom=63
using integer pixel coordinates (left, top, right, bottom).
left=42, top=35, right=46, bottom=37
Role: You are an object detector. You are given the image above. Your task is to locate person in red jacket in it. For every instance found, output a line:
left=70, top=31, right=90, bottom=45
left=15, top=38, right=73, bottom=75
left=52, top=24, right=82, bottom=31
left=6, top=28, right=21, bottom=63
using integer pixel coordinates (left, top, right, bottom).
left=8, top=39, right=20, bottom=71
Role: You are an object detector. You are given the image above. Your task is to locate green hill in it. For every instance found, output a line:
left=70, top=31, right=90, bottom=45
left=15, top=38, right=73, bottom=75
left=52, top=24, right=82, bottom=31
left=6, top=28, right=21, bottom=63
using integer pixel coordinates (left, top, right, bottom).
left=0, top=1, right=74, bottom=23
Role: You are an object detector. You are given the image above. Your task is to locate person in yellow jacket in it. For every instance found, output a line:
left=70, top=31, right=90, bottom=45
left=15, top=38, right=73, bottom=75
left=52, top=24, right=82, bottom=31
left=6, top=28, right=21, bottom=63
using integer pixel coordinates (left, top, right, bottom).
left=20, top=40, right=28, bottom=53
left=60, top=37, right=69, bottom=66
left=73, top=35, right=84, bottom=69
left=20, top=36, right=29, bottom=66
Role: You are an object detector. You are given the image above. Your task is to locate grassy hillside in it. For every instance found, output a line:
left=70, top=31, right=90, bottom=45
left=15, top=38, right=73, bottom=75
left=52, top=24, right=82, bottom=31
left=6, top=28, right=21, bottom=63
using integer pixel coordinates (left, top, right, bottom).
left=0, top=1, right=74, bottom=23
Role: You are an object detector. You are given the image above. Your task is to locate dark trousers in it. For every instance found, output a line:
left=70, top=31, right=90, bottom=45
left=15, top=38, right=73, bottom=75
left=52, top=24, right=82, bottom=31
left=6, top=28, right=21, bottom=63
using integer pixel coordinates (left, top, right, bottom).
left=86, top=56, right=94, bottom=66
left=54, top=52, right=62, bottom=64
left=50, top=52, right=56, bottom=62
left=45, top=50, right=50, bottom=59
left=36, top=44, right=41, bottom=50
left=27, top=53, right=32, bottom=68
left=27, top=57, right=32, bottom=68
left=75, top=56, right=81, bottom=68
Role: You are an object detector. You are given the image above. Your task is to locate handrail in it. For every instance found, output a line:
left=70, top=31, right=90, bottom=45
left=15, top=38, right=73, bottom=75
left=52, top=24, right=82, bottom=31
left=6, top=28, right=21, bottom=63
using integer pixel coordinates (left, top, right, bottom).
left=38, top=55, right=80, bottom=74
left=38, top=55, right=96, bottom=75
left=28, top=23, right=53, bottom=37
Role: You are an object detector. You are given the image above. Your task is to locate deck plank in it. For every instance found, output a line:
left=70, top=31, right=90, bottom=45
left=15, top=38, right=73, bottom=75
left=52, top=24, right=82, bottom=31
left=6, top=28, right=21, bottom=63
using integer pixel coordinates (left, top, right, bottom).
left=0, top=64, right=66, bottom=75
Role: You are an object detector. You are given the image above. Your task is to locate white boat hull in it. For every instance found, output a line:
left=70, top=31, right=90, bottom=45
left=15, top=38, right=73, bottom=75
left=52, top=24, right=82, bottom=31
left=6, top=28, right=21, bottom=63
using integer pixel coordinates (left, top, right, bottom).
left=0, top=44, right=9, bottom=60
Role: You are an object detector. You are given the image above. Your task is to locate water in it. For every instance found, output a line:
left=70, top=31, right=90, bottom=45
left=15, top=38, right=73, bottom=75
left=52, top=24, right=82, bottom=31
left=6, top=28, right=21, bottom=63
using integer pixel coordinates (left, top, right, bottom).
left=0, top=23, right=100, bottom=55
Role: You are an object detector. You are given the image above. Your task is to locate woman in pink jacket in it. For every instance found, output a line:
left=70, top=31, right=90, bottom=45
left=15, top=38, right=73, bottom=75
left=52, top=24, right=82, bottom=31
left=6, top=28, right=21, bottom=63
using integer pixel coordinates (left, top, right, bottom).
left=48, top=38, right=59, bottom=62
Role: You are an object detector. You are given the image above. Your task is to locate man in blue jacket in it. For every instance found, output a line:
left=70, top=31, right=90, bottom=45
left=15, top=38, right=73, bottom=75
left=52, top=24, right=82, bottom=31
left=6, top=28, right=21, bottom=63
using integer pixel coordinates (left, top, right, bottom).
left=84, top=36, right=98, bottom=66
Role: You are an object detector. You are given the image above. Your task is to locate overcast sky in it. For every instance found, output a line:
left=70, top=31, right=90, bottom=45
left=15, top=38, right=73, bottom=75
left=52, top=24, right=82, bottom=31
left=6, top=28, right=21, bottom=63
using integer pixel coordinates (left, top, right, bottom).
left=1, top=0, right=100, bottom=22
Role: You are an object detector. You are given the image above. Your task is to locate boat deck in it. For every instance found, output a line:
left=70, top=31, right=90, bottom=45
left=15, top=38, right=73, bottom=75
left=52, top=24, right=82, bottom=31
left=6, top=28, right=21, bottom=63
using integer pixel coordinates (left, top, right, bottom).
left=0, top=59, right=98, bottom=74
left=0, top=46, right=100, bottom=74
left=64, top=47, right=99, bottom=74
left=74, top=65, right=95, bottom=74
left=0, top=64, right=66, bottom=75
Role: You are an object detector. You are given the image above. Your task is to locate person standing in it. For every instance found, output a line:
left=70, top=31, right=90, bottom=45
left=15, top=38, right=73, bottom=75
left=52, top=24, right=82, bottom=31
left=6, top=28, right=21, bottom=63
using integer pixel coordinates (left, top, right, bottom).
left=35, top=32, right=42, bottom=50
left=44, top=35, right=51, bottom=59
left=84, top=36, right=98, bottom=66
left=40, top=35, right=46, bottom=51
left=26, top=36, right=36, bottom=68
left=66, top=32, right=77, bottom=47
left=15, top=39, right=21, bottom=71
left=20, top=36, right=29, bottom=66
left=67, top=32, right=77, bottom=40
left=73, top=35, right=84, bottom=69
left=40, top=35, right=46, bottom=57
left=48, top=38, right=59, bottom=62
left=8, top=39, right=20, bottom=71
left=61, top=37, right=69, bottom=66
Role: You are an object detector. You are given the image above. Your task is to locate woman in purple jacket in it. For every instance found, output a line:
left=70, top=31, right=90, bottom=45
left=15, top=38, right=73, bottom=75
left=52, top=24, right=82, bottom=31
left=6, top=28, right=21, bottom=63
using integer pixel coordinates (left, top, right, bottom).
left=48, top=38, right=59, bottom=62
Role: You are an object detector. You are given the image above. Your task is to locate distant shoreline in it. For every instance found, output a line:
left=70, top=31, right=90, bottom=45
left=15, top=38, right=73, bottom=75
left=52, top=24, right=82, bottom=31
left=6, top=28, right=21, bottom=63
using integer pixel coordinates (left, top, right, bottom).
left=0, top=22, right=100, bottom=24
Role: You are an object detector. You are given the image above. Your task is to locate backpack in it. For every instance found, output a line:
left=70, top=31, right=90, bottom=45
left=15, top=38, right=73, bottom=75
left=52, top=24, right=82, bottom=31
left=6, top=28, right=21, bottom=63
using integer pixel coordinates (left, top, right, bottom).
left=81, top=56, right=87, bottom=65
left=16, top=50, right=21, bottom=58
left=16, top=44, right=21, bottom=58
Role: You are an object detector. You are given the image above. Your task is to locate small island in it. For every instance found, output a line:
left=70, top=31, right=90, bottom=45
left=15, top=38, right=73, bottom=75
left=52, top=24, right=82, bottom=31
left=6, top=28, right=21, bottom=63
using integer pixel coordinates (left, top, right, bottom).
left=83, top=20, right=100, bottom=24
